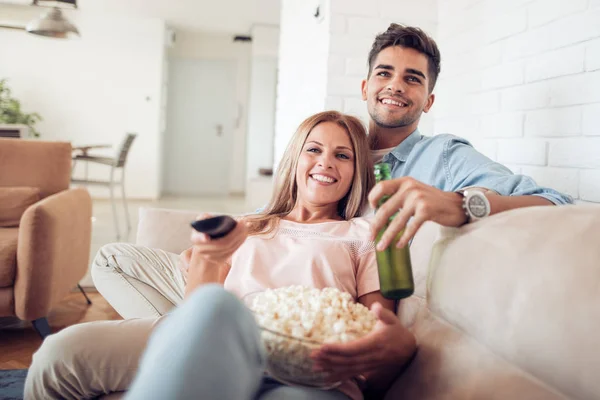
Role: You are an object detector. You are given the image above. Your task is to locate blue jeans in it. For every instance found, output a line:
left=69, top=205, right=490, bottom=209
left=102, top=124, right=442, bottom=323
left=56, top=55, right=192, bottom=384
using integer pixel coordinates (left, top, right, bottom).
left=125, top=285, right=350, bottom=400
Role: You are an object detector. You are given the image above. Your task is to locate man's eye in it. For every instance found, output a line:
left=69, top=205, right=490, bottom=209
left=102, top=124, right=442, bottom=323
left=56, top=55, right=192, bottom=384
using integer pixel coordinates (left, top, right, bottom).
left=376, top=71, right=390, bottom=77
left=407, top=76, right=421, bottom=83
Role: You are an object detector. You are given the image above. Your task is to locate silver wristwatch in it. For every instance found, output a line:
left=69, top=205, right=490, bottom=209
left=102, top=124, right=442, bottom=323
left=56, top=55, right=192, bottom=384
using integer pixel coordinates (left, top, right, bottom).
left=461, top=189, right=491, bottom=222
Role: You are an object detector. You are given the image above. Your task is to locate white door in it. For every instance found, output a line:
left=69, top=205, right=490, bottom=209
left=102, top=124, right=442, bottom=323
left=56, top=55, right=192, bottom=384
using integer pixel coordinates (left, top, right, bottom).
left=163, top=59, right=236, bottom=196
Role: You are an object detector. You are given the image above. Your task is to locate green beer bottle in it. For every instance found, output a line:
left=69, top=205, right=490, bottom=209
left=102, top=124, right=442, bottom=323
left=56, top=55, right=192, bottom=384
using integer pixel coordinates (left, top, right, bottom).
left=373, top=163, right=415, bottom=300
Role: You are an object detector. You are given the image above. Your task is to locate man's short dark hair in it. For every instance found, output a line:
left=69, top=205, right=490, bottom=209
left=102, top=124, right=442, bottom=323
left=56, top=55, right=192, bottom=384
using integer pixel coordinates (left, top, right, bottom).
left=368, top=24, right=441, bottom=93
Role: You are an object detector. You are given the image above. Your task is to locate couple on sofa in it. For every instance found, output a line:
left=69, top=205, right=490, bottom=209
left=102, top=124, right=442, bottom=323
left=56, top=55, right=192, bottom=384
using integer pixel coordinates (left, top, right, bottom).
left=25, top=24, right=572, bottom=400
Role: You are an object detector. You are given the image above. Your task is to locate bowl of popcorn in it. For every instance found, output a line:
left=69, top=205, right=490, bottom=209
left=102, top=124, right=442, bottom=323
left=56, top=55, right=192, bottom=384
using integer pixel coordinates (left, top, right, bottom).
left=243, top=286, right=377, bottom=389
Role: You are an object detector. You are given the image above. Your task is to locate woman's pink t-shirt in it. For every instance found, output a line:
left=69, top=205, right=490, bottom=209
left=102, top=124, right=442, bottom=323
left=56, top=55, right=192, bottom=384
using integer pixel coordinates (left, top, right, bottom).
left=223, top=217, right=380, bottom=400
left=224, top=217, right=379, bottom=301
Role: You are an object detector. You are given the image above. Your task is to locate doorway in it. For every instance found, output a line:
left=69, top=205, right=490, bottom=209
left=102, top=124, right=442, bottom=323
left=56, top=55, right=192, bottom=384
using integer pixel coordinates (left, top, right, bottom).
left=162, top=59, right=237, bottom=196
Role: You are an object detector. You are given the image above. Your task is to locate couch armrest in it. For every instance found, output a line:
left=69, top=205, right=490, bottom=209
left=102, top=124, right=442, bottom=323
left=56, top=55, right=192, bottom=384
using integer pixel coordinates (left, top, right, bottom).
left=136, top=207, right=202, bottom=255
left=14, top=187, right=92, bottom=320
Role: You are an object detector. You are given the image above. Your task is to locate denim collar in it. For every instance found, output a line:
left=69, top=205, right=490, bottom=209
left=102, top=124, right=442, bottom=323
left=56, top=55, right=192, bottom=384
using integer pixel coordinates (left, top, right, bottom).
left=384, top=129, right=422, bottom=163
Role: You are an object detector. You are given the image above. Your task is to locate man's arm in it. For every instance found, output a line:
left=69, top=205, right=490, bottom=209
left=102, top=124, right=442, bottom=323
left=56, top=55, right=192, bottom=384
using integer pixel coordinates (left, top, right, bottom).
left=486, top=191, right=553, bottom=212
left=368, top=177, right=558, bottom=250
left=370, top=135, right=573, bottom=249
left=444, top=137, right=573, bottom=205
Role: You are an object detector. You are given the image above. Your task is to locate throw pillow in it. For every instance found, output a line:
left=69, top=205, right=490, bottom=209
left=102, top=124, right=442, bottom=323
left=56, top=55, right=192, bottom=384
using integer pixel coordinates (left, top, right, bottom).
left=0, top=187, right=41, bottom=227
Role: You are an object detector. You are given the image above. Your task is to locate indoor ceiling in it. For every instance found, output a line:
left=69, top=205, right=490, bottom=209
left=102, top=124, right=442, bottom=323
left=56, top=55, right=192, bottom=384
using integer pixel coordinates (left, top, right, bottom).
left=0, top=0, right=281, bottom=34
left=80, top=0, right=281, bottom=33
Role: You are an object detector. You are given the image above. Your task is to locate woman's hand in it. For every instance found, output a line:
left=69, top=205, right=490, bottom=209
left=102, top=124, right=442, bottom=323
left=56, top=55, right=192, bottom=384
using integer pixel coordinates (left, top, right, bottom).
left=311, top=300, right=416, bottom=394
left=189, top=214, right=248, bottom=266
left=184, top=214, right=247, bottom=297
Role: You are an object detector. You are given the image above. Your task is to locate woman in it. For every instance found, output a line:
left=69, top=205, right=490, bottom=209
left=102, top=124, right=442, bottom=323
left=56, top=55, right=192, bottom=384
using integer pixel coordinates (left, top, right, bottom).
left=25, top=111, right=416, bottom=400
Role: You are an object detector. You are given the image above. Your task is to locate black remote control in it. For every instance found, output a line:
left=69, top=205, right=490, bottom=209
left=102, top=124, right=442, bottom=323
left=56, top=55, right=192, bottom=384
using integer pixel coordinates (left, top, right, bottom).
left=191, top=215, right=237, bottom=239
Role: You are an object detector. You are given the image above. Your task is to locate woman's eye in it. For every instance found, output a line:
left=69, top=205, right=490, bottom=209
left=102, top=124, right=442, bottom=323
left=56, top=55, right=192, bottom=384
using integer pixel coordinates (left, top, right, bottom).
left=337, top=153, right=350, bottom=160
left=307, top=148, right=320, bottom=153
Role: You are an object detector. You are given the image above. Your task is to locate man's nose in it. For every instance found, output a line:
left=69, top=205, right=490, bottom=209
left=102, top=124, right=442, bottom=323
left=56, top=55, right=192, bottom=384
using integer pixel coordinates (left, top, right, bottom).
left=386, top=76, right=405, bottom=93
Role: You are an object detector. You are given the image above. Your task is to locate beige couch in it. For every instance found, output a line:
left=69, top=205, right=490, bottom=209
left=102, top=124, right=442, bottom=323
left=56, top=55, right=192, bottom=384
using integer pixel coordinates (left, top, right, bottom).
left=130, top=205, right=600, bottom=399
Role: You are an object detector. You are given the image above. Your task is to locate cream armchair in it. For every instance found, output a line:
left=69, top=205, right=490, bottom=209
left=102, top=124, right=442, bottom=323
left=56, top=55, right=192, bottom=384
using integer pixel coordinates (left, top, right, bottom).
left=0, top=138, right=92, bottom=338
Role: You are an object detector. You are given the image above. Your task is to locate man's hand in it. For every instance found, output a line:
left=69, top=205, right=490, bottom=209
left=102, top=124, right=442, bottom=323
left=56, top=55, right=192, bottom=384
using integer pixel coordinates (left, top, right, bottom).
left=310, top=302, right=416, bottom=384
left=369, top=177, right=467, bottom=250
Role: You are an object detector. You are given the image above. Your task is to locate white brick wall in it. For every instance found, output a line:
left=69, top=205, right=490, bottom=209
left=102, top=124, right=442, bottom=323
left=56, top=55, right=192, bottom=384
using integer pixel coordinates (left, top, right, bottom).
left=583, top=104, right=600, bottom=136
left=501, top=81, right=551, bottom=111
left=481, top=113, right=524, bottom=138
left=481, top=61, right=524, bottom=90
left=549, top=138, right=600, bottom=168
left=436, top=0, right=600, bottom=202
left=524, top=107, right=581, bottom=137
left=274, top=0, right=599, bottom=202
left=587, top=39, right=600, bottom=71
left=525, top=46, right=585, bottom=82
left=497, top=139, right=548, bottom=166
left=527, top=0, right=588, bottom=28
left=580, top=170, right=600, bottom=202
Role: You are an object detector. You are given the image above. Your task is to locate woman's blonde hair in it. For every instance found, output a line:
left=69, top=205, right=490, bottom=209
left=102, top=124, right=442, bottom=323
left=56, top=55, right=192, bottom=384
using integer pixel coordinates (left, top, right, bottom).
left=246, top=111, right=374, bottom=236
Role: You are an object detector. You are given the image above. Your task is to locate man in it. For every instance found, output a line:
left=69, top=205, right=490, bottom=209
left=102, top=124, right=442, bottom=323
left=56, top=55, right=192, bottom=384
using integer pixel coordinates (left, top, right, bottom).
left=311, top=23, right=572, bottom=395
left=362, top=24, right=571, bottom=250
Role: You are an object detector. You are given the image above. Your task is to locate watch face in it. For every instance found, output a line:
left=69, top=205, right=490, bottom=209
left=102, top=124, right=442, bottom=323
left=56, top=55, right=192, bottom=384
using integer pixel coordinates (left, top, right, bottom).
left=468, top=194, right=489, bottom=218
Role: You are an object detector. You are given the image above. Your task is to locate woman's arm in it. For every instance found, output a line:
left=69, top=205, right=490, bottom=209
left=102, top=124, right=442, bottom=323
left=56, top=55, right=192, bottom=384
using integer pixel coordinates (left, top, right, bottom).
left=357, top=292, right=416, bottom=397
left=184, top=256, right=231, bottom=299
left=179, top=248, right=232, bottom=281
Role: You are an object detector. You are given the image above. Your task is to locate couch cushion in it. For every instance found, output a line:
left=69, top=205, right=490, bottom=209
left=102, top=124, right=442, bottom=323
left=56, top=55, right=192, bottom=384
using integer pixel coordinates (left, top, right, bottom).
left=136, top=207, right=205, bottom=254
left=0, top=228, right=18, bottom=287
left=426, top=205, right=600, bottom=400
left=386, top=303, right=566, bottom=400
left=0, top=187, right=40, bottom=227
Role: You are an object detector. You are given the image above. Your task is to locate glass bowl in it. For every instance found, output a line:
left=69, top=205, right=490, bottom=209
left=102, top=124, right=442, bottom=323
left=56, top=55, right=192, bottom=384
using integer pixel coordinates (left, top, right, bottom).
left=242, top=291, right=342, bottom=389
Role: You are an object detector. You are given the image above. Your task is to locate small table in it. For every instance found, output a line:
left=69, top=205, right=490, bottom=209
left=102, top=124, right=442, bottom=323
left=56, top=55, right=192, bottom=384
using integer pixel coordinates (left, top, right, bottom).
left=72, top=144, right=112, bottom=157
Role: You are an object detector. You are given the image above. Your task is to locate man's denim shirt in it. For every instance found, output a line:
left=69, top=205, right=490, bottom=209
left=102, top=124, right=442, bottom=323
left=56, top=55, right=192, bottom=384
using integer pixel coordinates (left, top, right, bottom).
left=381, top=130, right=573, bottom=205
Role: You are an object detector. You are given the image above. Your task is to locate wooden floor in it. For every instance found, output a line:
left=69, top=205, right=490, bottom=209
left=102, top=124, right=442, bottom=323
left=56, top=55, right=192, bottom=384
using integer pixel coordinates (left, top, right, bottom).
left=0, top=292, right=122, bottom=369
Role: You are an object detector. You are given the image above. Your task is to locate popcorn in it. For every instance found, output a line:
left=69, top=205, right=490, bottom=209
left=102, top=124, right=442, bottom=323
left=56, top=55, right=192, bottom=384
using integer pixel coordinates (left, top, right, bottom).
left=246, top=286, right=377, bottom=387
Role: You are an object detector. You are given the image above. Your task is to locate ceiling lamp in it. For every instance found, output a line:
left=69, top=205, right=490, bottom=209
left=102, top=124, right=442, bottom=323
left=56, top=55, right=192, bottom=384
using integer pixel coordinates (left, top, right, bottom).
left=25, top=0, right=79, bottom=39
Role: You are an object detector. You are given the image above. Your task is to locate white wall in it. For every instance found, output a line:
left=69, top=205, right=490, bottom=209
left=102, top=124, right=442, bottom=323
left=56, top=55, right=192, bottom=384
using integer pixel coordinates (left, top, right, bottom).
left=0, top=5, right=167, bottom=199
left=246, top=25, right=279, bottom=181
left=168, top=31, right=251, bottom=194
left=435, top=0, right=600, bottom=202
left=274, top=0, right=331, bottom=167
left=274, top=0, right=438, bottom=168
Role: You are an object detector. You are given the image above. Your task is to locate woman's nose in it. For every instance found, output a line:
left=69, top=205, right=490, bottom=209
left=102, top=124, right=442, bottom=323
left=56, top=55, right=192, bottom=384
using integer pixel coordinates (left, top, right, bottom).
left=317, top=153, right=335, bottom=169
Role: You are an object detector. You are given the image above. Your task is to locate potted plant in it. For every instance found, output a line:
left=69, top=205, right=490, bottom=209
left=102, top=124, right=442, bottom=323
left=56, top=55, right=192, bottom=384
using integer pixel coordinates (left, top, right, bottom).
left=0, top=79, right=42, bottom=138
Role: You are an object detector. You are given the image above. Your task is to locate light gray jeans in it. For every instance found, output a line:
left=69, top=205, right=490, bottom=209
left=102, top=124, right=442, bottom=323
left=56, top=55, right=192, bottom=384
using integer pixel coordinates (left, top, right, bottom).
left=126, top=284, right=350, bottom=400
left=25, top=243, right=350, bottom=400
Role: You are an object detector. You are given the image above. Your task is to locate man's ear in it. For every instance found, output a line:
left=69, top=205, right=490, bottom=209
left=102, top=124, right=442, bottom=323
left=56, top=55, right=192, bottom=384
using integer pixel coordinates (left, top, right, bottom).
left=423, top=93, right=435, bottom=113
left=361, top=79, right=368, bottom=101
